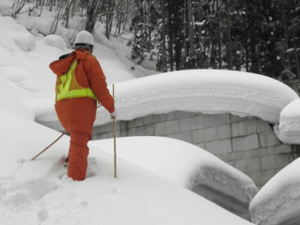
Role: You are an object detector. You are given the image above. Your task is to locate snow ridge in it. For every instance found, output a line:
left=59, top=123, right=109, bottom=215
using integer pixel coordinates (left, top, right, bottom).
left=36, top=69, right=299, bottom=131
left=94, top=136, right=258, bottom=215
left=274, top=99, right=300, bottom=144
left=250, top=157, right=300, bottom=225
left=250, top=181, right=300, bottom=225
left=190, top=166, right=257, bottom=220
left=189, top=166, right=258, bottom=204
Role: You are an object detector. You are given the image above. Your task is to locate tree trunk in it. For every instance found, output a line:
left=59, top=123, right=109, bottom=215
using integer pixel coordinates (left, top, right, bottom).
left=224, top=0, right=233, bottom=70
left=49, top=0, right=53, bottom=11
left=161, top=0, right=167, bottom=72
left=243, top=7, right=249, bottom=72
left=38, top=0, right=45, bottom=16
left=292, top=25, right=300, bottom=79
left=281, top=0, right=291, bottom=70
left=105, top=0, right=114, bottom=39
left=216, top=4, right=222, bottom=69
left=65, top=0, right=71, bottom=28
left=187, top=0, right=195, bottom=68
left=249, top=12, right=258, bottom=73
left=168, top=2, right=174, bottom=71
left=85, top=0, right=102, bottom=34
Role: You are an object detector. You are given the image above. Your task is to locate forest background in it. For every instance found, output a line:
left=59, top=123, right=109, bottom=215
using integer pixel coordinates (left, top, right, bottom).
left=10, top=0, right=300, bottom=93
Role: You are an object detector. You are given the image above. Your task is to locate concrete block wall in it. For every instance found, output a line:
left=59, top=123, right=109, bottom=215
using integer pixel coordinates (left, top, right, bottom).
left=92, top=111, right=300, bottom=188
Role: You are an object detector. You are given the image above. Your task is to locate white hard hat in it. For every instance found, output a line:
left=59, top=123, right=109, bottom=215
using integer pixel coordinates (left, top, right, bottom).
left=74, top=30, right=94, bottom=46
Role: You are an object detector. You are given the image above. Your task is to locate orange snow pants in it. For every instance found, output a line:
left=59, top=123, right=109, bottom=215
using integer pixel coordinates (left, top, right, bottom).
left=55, top=98, right=97, bottom=181
left=68, top=132, right=90, bottom=181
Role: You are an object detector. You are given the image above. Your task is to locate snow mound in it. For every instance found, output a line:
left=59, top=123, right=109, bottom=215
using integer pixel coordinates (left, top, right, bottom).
left=0, top=77, right=34, bottom=119
left=37, top=69, right=299, bottom=131
left=249, top=157, right=300, bottom=225
left=43, top=35, right=67, bottom=50
left=274, top=99, right=300, bottom=144
left=0, top=15, right=35, bottom=53
left=92, top=136, right=258, bottom=219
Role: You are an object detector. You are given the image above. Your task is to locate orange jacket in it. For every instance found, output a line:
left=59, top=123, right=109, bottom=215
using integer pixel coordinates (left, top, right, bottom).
left=49, top=49, right=115, bottom=136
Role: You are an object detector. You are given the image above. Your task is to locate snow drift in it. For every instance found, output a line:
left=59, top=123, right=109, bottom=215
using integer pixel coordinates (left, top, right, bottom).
left=93, top=136, right=258, bottom=220
left=249, top=157, right=300, bottom=225
left=36, top=69, right=299, bottom=133
left=274, top=99, right=300, bottom=144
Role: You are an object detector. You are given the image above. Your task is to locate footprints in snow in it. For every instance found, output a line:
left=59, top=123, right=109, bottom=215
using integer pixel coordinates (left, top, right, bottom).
left=0, top=156, right=98, bottom=208
left=0, top=156, right=101, bottom=224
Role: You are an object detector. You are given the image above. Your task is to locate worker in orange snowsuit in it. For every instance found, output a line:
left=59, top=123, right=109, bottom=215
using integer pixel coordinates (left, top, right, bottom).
left=49, top=30, right=116, bottom=181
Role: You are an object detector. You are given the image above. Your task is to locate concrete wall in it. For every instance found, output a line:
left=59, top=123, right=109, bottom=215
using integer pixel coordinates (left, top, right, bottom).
left=92, top=111, right=300, bottom=188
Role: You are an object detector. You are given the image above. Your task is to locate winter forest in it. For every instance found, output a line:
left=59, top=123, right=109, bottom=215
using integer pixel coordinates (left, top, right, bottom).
left=11, top=0, right=300, bottom=94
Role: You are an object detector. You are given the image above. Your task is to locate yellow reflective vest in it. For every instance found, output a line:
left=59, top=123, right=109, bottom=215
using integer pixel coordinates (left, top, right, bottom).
left=55, top=60, right=97, bottom=101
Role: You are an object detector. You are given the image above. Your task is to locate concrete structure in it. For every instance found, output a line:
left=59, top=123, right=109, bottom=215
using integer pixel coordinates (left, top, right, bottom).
left=92, top=111, right=300, bottom=188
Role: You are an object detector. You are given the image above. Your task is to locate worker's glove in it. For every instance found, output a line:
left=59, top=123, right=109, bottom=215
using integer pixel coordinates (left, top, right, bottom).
left=110, top=109, right=117, bottom=119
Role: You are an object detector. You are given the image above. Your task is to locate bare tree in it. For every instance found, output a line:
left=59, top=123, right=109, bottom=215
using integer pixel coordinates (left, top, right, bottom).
left=11, top=0, right=30, bottom=18
left=105, top=0, right=114, bottom=39
left=224, top=0, right=233, bottom=70
left=85, top=0, right=103, bottom=34
left=49, top=0, right=64, bottom=34
left=187, top=0, right=195, bottom=60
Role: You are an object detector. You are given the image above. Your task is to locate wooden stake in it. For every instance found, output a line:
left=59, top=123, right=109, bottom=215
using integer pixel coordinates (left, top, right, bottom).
left=30, top=132, right=66, bottom=161
left=113, top=84, right=117, bottom=178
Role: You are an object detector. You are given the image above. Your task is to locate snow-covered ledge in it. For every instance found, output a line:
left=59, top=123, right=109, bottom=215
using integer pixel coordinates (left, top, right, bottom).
left=36, top=69, right=299, bottom=131
left=92, top=136, right=258, bottom=221
left=274, top=99, right=300, bottom=144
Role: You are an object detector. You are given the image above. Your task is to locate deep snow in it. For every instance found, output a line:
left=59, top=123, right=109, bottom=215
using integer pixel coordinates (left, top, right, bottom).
left=1, top=1, right=300, bottom=225
left=36, top=68, right=299, bottom=132
left=0, top=4, right=256, bottom=225
left=93, top=136, right=258, bottom=219
left=249, top=156, right=300, bottom=225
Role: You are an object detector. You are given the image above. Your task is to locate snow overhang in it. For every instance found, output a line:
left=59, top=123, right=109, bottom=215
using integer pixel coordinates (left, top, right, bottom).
left=36, top=69, right=299, bottom=132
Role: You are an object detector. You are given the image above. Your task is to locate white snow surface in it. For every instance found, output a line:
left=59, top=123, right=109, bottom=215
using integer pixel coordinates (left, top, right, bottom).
left=249, top=157, right=300, bottom=225
left=274, top=99, right=300, bottom=144
left=92, top=137, right=258, bottom=203
left=36, top=69, right=299, bottom=131
left=1, top=1, right=300, bottom=224
left=0, top=5, right=256, bottom=225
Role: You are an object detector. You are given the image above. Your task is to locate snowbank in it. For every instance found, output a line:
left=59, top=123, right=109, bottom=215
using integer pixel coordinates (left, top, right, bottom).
left=36, top=69, right=299, bottom=131
left=93, top=137, right=257, bottom=196
left=274, top=99, right=300, bottom=144
left=0, top=110, right=256, bottom=225
left=249, top=157, right=300, bottom=225
left=92, top=136, right=258, bottom=219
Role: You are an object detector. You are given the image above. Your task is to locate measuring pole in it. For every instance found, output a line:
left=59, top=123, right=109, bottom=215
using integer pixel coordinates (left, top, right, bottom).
left=113, top=84, right=117, bottom=178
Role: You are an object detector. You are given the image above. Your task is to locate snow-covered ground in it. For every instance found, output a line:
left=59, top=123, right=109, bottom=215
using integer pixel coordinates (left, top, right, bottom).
left=1, top=1, right=300, bottom=224
left=94, top=137, right=258, bottom=220
left=0, top=4, right=256, bottom=225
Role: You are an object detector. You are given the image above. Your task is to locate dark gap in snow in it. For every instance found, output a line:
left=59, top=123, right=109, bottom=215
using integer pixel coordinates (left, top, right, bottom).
left=193, top=184, right=251, bottom=221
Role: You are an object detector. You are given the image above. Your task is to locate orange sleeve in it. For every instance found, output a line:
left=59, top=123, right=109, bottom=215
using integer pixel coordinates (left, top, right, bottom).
left=86, top=56, right=115, bottom=113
